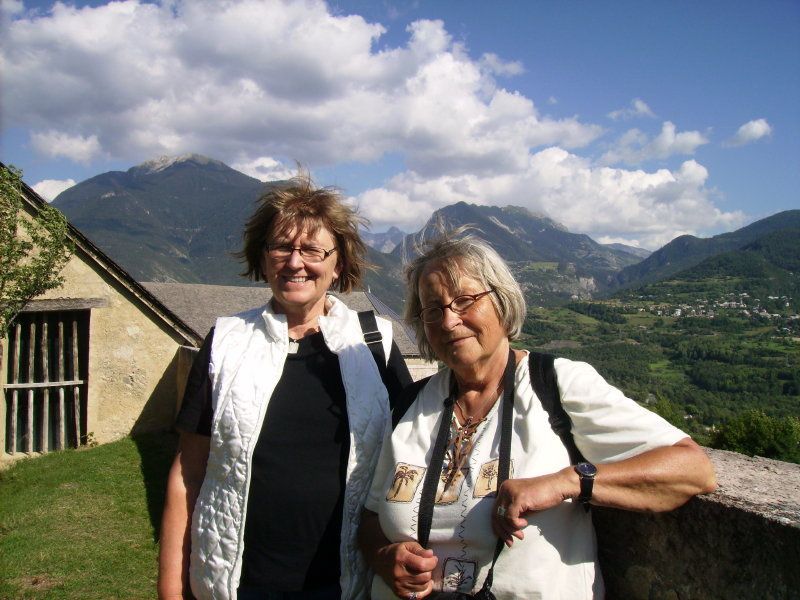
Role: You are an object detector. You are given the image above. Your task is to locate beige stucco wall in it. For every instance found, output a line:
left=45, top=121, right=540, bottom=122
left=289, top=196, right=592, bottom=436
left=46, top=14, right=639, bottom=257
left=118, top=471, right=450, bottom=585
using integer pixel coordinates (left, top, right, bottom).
left=406, top=358, right=439, bottom=381
left=2, top=251, right=189, bottom=453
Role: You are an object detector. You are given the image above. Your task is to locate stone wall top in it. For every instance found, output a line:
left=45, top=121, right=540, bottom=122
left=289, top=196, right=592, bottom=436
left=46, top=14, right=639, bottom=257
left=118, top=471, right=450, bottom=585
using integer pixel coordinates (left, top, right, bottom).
left=706, top=447, right=800, bottom=527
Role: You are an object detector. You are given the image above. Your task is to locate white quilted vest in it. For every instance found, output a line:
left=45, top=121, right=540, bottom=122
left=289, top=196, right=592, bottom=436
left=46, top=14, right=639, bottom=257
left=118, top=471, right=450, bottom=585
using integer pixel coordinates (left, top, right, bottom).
left=189, top=295, right=392, bottom=599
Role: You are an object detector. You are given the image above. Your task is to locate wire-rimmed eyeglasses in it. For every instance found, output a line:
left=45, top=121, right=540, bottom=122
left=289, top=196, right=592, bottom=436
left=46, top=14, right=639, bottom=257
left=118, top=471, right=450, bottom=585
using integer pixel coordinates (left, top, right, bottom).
left=417, top=289, right=496, bottom=323
left=266, top=243, right=337, bottom=263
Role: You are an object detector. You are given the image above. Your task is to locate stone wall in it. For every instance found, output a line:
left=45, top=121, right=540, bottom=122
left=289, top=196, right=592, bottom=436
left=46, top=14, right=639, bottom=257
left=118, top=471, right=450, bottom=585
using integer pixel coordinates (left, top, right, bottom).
left=594, top=448, right=800, bottom=600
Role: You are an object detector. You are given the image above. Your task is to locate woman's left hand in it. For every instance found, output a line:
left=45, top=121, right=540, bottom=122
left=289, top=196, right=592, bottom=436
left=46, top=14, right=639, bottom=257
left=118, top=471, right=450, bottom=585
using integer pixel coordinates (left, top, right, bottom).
left=491, top=470, right=573, bottom=547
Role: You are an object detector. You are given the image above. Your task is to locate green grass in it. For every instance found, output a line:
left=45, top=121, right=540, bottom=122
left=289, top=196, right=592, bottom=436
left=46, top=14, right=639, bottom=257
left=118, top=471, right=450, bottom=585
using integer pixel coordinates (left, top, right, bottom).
left=520, top=261, right=559, bottom=272
left=624, top=313, right=660, bottom=326
left=648, top=359, right=686, bottom=383
left=0, top=433, right=177, bottom=599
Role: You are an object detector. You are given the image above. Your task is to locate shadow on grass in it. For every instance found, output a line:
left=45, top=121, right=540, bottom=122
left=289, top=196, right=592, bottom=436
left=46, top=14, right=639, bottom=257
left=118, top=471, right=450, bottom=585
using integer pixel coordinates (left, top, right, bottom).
left=132, top=431, right=179, bottom=542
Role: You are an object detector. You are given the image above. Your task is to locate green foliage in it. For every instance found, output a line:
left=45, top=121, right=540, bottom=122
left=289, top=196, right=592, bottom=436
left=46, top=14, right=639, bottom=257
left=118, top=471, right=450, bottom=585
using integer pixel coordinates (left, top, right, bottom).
left=522, top=282, right=799, bottom=451
left=712, top=410, right=800, bottom=463
left=566, top=302, right=627, bottom=324
left=649, top=395, right=687, bottom=429
left=0, top=164, right=73, bottom=336
left=687, top=360, right=784, bottom=395
left=611, top=209, right=800, bottom=292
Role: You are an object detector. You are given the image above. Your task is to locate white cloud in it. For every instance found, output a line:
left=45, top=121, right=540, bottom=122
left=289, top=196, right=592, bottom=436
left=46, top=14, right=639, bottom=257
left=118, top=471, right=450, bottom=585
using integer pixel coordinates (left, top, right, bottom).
left=2, top=0, right=746, bottom=248
left=29, top=130, right=102, bottom=164
left=608, top=98, right=656, bottom=121
left=1, top=0, right=24, bottom=17
left=726, top=118, right=772, bottom=147
left=2, top=0, right=601, bottom=171
left=479, top=52, right=524, bottom=76
left=231, top=156, right=295, bottom=182
left=596, top=236, right=645, bottom=248
left=600, top=121, right=709, bottom=165
left=355, top=150, right=745, bottom=249
left=352, top=186, right=439, bottom=230
left=32, top=178, right=76, bottom=201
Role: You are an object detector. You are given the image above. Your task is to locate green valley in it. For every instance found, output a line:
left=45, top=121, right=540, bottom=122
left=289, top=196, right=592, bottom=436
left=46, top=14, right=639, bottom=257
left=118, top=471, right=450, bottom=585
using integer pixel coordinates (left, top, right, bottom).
left=519, top=286, right=799, bottom=459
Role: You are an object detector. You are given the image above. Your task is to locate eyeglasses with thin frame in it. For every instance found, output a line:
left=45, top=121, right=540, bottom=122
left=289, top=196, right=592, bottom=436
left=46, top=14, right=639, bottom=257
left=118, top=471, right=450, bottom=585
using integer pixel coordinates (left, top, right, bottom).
left=417, top=289, right=496, bottom=323
left=266, top=243, right=337, bottom=264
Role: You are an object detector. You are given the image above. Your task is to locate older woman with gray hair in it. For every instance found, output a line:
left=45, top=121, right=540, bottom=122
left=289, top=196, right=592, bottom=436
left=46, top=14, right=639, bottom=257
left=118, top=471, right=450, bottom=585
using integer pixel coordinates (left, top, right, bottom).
left=358, top=229, right=716, bottom=599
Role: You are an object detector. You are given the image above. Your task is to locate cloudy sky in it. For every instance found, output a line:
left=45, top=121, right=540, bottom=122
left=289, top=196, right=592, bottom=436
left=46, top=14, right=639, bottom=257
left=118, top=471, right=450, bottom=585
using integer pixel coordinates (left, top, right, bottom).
left=2, top=0, right=798, bottom=249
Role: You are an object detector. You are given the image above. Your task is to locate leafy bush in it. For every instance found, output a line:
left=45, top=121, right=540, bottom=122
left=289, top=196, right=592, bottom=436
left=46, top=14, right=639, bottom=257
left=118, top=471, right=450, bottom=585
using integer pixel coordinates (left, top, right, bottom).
left=712, top=410, right=800, bottom=464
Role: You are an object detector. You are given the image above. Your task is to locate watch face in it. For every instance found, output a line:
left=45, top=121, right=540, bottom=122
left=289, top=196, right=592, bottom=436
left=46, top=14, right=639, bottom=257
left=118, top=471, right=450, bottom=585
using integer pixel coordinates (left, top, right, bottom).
left=576, top=462, right=597, bottom=477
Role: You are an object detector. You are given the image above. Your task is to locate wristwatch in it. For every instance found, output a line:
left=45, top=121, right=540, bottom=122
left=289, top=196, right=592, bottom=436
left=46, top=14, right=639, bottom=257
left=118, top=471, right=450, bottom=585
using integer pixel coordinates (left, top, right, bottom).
left=574, top=462, right=597, bottom=510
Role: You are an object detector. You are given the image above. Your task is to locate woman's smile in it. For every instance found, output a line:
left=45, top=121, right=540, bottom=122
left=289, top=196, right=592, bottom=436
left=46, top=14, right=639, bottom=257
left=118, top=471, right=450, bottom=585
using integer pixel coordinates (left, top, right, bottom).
left=281, top=275, right=315, bottom=285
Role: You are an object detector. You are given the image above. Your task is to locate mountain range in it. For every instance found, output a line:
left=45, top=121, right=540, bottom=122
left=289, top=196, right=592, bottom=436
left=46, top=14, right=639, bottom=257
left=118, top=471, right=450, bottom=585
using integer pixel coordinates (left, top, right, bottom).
left=612, top=210, right=800, bottom=290
left=622, top=227, right=800, bottom=304
left=361, top=226, right=406, bottom=253
left=50, top=154, right=798, bottom=312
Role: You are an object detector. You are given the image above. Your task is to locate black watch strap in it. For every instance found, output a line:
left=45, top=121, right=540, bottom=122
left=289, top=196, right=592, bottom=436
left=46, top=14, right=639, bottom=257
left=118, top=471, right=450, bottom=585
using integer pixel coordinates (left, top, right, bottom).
left=574, top=462, right=597, bottom=510
left=578, top=474, right=593, bottom=503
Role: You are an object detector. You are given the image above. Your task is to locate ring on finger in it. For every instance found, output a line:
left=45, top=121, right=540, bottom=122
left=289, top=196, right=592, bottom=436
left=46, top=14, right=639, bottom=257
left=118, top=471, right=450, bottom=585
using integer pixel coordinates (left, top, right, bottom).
left=496, top=505, right=507, bottom=517
left=408, top=593, right=418, bottom=600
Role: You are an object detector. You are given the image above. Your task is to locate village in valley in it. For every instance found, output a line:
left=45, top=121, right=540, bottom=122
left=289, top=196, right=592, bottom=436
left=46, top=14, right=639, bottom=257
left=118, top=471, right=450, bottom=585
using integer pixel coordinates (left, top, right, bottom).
left=630, top=292, right=799, bottom=335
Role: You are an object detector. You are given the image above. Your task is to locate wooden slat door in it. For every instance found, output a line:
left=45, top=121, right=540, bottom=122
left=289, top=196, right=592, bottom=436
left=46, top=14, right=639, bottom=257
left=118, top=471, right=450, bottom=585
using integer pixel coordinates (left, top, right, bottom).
left=4, top=310, right=89, bottom=455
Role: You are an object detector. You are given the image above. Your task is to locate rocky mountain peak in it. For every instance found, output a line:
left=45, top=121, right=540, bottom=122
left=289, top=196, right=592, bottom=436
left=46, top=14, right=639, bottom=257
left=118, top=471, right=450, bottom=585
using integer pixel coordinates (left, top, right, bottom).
left=131, top=153, right=227, bottom=175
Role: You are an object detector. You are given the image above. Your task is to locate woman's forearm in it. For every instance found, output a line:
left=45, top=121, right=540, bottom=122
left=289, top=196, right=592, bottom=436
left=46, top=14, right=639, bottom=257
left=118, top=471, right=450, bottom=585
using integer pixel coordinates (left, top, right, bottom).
left=358, top=509, right=394, bottom=572
left=493, top=438, right=717, bottom=546
left=588, top=438, right=717, bottom=512
left=158, top=433, right=210, bottom=600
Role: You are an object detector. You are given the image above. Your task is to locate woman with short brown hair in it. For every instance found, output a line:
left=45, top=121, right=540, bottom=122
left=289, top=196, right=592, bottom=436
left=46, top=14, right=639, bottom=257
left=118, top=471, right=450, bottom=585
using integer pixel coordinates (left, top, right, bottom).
left=159, top=173, right=411, bottom=600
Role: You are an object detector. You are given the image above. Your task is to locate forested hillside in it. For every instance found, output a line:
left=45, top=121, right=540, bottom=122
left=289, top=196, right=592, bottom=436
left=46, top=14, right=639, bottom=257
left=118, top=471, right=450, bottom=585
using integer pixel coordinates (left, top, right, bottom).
left=523, top=232, right=800, bottom=460
left=610, top=209, right=800, bottom=290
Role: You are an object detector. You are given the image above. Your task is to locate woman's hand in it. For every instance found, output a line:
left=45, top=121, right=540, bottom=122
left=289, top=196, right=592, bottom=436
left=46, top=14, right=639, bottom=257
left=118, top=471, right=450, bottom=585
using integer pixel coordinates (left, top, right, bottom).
left=376, top=541, right=438, bottom=599
left=491, top=470, right=574, bottom=547
left=359, top=510, right=438, bottom=599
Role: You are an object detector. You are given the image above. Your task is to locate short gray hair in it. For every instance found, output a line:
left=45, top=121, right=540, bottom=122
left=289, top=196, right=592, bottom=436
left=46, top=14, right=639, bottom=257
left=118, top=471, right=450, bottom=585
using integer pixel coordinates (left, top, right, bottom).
left=404, top=227, right=526, bottom=361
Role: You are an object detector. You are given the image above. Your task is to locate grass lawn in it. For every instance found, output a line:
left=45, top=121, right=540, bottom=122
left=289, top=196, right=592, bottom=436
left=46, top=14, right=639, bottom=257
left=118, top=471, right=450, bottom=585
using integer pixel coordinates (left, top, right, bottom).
left=0, top=433, right=177, bottom=599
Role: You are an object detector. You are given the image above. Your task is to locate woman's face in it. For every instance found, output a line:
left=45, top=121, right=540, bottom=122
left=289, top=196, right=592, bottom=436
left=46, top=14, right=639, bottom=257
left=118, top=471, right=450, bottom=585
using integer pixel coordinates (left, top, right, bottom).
left=262, top=222, right=341, bottom=318
left=419, top=261, right=507, bottom=375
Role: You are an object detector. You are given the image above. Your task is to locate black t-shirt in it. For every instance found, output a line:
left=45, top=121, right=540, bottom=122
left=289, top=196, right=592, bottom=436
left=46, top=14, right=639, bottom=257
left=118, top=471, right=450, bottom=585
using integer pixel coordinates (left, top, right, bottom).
left=176, top=327, right=411, bottom=591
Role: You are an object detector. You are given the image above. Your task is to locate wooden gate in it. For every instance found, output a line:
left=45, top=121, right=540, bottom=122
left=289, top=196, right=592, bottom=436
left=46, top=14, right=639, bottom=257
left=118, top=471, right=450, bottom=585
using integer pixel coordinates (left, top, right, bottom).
left=4, top=310, right=89, bottom=454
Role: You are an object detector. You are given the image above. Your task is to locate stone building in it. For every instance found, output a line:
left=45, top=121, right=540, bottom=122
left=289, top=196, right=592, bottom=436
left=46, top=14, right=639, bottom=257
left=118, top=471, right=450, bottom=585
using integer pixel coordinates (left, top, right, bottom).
left=1, top=177, right=200, bottom=460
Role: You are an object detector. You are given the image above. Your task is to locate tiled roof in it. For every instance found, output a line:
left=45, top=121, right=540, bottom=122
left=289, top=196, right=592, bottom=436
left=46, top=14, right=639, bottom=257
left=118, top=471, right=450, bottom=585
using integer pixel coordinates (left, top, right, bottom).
left=141, top=282, right=420, bottom=356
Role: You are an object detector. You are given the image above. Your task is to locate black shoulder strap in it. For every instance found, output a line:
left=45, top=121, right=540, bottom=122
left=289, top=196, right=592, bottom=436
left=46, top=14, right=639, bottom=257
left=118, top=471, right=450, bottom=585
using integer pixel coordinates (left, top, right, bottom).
left=391, top=376, right=431, bottom=429
left=529, top=352, right=586, bottom=465
left=358, top=309, right=388, bottom=383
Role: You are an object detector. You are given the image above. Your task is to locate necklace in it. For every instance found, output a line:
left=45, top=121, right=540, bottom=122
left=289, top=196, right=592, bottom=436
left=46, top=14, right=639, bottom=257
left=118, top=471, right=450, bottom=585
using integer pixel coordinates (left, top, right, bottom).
left=440, top=417, right=482, bottom=494
left=454, top=383, right=503, bottom=426
left=440, top=384, right=503, bottom=494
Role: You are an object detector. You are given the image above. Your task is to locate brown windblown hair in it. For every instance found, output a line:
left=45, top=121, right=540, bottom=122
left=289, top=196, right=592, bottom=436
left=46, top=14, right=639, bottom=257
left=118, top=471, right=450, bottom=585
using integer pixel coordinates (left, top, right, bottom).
left=237, top=171, right=368, bottom=293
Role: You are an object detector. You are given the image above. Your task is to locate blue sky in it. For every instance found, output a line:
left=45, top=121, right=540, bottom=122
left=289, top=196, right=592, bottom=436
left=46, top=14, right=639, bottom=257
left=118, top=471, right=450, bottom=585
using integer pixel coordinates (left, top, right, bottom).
left=2, top=0, right=798, bottom=249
